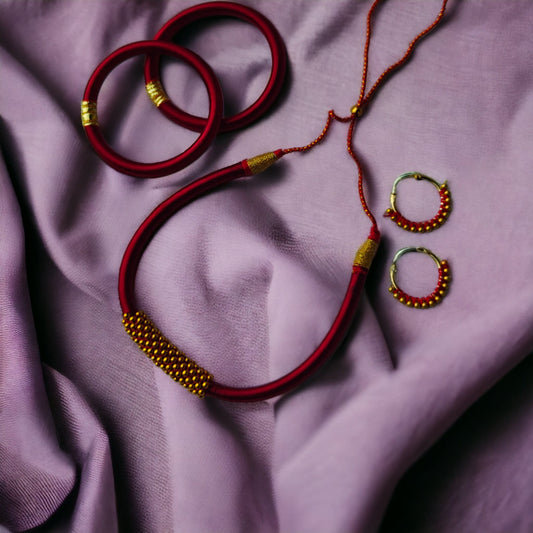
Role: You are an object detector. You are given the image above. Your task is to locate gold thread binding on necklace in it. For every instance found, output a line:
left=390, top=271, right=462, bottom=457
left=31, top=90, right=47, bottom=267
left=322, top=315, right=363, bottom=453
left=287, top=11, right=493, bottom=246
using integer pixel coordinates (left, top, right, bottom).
left=246, top=152, right=279, bottom=175
left=123, top=311, right=212, bottom=397
left=353, top=238, right=379, bottom=270
left=146, top=81, right=170, bottom=107
left=81, top=101, right=98, bottom=127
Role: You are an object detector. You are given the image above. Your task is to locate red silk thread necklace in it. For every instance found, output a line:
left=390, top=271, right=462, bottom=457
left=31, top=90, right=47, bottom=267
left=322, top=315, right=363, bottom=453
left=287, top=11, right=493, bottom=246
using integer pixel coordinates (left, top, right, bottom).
left=119, top=0, right=449, bottom=402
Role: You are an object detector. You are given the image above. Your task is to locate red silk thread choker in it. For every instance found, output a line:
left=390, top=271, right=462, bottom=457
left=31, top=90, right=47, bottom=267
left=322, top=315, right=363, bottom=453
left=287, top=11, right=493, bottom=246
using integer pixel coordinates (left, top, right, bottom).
left=117, top=0, right=449, bottom=401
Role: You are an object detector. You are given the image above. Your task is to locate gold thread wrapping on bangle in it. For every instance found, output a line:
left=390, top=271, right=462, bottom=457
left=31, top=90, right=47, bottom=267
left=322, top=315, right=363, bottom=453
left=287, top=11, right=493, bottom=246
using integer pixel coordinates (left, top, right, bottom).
left=353, top=238, right=379, bottom=270
left=122, top=311, right=212, bottom=397
left=246, top=152, right=279, bottom=174
left=81, top=101, right=98, bottom=127
left=146, top=81, right=169, bottom=107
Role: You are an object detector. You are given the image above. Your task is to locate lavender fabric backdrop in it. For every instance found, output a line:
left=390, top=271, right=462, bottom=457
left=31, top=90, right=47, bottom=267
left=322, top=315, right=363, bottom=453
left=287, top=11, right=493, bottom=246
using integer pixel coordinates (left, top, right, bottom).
left=1, top=0, right=532, bottom=531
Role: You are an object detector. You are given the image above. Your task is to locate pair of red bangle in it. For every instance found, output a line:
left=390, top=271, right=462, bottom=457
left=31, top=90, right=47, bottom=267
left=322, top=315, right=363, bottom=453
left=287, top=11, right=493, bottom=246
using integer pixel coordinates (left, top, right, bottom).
left=81, top=1, right=287, bottom=178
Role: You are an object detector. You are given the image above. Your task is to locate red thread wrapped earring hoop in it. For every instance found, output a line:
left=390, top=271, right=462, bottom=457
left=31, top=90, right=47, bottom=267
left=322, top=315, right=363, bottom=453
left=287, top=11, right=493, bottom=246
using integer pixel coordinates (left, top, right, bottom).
left=144, top=1, right=287, bottom=133
left=384, top=172, right=452, bottom=232
left=81, top=40, right=223, bottom=178
left=388, top=247, right=451, bottom=308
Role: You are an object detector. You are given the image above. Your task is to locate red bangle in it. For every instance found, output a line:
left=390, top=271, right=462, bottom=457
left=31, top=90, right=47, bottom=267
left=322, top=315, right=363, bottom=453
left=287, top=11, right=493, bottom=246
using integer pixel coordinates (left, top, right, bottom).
left=144, top=1, right=287, bottom=133
left=119, top=152, right=379, bottom=402
left=81, top=40, right=223, bottom=178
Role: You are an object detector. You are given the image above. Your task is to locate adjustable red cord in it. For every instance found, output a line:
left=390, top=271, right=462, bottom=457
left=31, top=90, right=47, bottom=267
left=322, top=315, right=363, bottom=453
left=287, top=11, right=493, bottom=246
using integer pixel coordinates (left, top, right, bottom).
left=355, top=0, right=449, bottom=111
left=82, top=41, right=223, bottom=178
left=145, top=1, right=287, bottom=133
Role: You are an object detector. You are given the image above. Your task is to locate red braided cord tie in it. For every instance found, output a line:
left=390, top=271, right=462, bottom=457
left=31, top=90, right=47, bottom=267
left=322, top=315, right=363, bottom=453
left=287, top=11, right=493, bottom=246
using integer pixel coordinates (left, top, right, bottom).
left=388, top=247, right=451, bottom=308
left=144, top=1, right=288, bottom=133
left=384, top=172, right=452, bottom=232
left=118, top=151, right=379, bottom=401
left=81, top=41, right=223, bottom=178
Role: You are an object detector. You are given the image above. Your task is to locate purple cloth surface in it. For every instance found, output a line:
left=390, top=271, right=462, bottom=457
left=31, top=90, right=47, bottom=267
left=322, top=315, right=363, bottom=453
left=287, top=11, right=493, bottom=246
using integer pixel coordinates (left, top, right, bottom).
left=1, top=0, right=532, bottom=531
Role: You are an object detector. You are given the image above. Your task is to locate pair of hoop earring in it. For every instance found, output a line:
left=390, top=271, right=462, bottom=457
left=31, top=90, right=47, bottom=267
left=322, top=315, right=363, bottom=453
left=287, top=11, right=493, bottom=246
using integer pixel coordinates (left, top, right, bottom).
left=384, top=172, right=452, bottom=309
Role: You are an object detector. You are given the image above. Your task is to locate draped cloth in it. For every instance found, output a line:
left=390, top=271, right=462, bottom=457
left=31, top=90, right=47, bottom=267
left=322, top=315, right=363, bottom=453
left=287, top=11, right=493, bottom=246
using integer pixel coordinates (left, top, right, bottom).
left=1, top=1, right=532, bottom=531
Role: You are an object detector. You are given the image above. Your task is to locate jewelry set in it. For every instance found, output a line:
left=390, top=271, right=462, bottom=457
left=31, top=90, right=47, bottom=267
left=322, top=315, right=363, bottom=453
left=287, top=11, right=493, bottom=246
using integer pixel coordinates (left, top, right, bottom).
left=81, top=0, right=450, bottom=401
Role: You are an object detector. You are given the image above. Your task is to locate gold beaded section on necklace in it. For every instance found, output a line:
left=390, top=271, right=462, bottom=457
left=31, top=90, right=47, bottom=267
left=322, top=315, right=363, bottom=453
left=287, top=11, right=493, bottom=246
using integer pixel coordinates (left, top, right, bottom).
left=145, top=80, right=170, bottom=108
left=122, top=310, right=212, bottom=397
left=81, top=100, right=98, bottom=127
